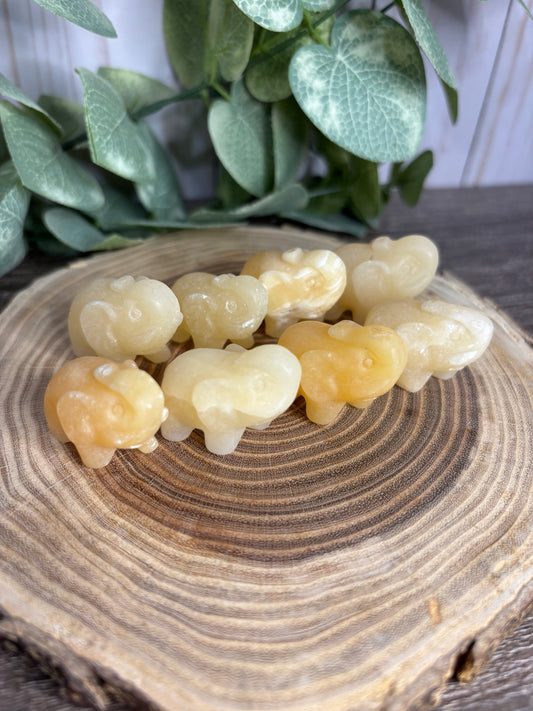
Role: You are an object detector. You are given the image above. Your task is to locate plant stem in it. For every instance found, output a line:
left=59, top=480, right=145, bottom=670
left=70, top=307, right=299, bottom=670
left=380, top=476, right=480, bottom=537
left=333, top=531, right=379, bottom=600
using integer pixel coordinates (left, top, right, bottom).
left=304, top=10, right=329, bottom=46
left=210, top=81, right=231, bottom=103
left=130, top=82, right=211, bottom=121
left=247, top=0, right=351, bottom=69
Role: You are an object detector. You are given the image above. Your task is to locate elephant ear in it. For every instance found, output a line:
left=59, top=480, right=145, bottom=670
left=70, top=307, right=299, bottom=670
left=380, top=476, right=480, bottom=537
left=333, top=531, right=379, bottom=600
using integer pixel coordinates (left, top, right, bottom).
left=182, top=292, right=220, bottom=344
left=352, top=259, right=392, bottom=302
left=79, top=300, right=127, bottom=361
left=56, top=390, right=98, bottom=446
left=299, top=348, right=344, bottom=402
left=328, top=320, right=364, bottom=344
left=56, top=389, right=116, bottom=468
left=192, top=377, right=241, bottom=428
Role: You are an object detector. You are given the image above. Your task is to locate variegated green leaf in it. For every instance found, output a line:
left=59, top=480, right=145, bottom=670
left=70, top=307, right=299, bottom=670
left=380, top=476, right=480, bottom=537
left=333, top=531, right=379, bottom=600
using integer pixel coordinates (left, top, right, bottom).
left=289, top=11, right=426, bottom=162
left=31, top=0, right=116, bottom=37
left=163, top=0, right=210, bottom=88
left=0, top=101, right=104, bottom=211
left=97, top=68, right=176, bottom=116
left=37, top=95, right=86, bottom=143
left=91, top=233, right=144, bottom=251
left=302, top=0, right=335, bottom=10
left=0, top=72, right=61, bottom=132
left=400, top=0, right=456, bottom=88
left=393, top=149, right=433, bottom=206
left=216, top=165, right=252, bottom=209
left=76, top=67, right=155, bottom=183
left=192, top=183, right=308, bottom=221
left=134, top=121, right=186, bottom=220
left=347, top=156, right=381, bottom=222
left=43, top=207, right=108, bottom=250
left=281, top=207, right=367, bottom=237
left=245, top=26, right=312, bottom=102
left=231, top=0, right=302, bottom=31
left=272, top=98, right=307, bottom=189
left=208, top=0, right=255, bottom=81
left=88, top=183, right=147, bottom=230
left=208, top=79, right=273, bottom=196
left=302, top=0, right=336, bottom=12
left=0, top=161, right=30, bottom=276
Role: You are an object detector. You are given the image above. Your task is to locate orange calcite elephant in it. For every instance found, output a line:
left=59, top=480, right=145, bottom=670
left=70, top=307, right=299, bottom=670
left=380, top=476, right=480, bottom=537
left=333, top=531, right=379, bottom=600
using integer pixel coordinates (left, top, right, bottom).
left=44, top=357, right=167, bottom=468
left=278, top=320, right=407, bottom=424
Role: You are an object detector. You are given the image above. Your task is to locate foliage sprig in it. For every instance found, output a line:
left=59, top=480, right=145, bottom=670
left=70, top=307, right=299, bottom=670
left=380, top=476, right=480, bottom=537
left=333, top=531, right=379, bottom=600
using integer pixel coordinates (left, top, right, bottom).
left=0, top=0, right=527, bottom=276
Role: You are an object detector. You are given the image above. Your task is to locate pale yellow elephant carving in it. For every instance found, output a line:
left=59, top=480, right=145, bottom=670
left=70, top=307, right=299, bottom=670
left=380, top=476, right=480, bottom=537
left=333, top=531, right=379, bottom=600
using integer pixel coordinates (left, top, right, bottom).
left=68, top=275, right=182, bottom=363
left=365, top=298, right=494, bottom=392
left=171, top=272, right=268, bottom=349
left=331, top=235, right=439, bottom=324
left=241, top=247, right=346, bottom=337
left=160, top=344, right=301, bottom=455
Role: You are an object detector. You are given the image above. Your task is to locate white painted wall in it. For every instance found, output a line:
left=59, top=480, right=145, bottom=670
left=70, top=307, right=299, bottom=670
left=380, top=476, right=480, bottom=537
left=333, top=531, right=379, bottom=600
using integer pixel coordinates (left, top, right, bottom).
left=1, top=0, right=532, bottom=199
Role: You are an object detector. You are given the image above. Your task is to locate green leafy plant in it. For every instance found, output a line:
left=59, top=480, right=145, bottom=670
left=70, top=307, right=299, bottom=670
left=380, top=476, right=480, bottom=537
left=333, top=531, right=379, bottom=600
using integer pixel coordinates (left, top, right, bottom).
left=0, top=0, right=528, bottom=276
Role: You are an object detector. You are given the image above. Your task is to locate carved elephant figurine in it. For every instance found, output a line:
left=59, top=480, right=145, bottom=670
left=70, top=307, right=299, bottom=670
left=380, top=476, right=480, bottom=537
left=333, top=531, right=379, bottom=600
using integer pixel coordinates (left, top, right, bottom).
left=171, top=272, right=268, bottom=348
left=68, top=275, right=182, bottom=363
left=240, top=247, right=346, bottom=337
left=330, top=235, right=439, bottom=324
left=160, top=344, right=302, bottom=455
left=44, top=356, right=168, bottom=468
left=365, top=298, right=494, bottom=391
left=278, top=320, right=407, bottom=424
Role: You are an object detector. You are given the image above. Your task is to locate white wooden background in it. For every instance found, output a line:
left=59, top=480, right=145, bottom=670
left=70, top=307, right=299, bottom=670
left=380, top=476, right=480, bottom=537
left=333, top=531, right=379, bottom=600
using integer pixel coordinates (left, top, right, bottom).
left=0, top=0, right=532, bottom=200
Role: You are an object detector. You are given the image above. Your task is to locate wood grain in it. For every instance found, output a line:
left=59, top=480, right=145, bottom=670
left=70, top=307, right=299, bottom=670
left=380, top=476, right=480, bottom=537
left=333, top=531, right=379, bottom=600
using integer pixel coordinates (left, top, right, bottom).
left=0, top=226, right=532, bottom=711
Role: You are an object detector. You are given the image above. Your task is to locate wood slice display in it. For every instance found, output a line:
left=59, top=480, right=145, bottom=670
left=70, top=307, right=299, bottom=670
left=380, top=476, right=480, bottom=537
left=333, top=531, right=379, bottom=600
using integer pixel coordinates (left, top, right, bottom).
left=0, top=226, right=532, bottom=711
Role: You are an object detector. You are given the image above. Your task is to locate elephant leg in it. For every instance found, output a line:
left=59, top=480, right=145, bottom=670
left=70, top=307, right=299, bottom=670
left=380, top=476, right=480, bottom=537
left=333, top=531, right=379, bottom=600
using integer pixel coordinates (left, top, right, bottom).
left=304, top=398, right=345, bottom=425
left=138, top=436, right=159, bottom=454
left=231, top=334, right=255, bottom=349
left=203, top=427, right=245, bottom=455
left=76, top=444, right=116, bottom=468
left=143, top=344, right=172, bottom=363
left=160, top=414, right=194, bottom=443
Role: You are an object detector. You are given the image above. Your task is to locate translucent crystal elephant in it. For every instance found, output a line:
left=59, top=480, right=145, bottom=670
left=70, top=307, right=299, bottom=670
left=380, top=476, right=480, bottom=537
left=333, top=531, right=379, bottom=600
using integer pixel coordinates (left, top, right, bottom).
left=44, top=356, right=168, bottom=468
left=240, top=247, right=346, bottom=337
left=330, top=235, right=439, bottom=324
left=68, top=275, right=182, bottom=363
left=171, top=272, right=268, bottom=349
left=365, top=298, right=494, bottom=391
left=160, top=344, right=302, bottom=455
left=278, top=320, right=407, bottom=424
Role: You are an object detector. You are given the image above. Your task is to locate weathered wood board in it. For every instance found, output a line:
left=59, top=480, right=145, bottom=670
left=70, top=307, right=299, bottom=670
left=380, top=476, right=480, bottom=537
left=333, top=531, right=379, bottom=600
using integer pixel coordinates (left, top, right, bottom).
left=0, top=226, right=532, bottom=711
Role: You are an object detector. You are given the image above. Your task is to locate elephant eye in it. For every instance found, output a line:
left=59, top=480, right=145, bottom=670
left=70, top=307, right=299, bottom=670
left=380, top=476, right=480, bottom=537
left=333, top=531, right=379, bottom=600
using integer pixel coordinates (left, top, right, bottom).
left=128, top=306, right=142, bottom=321
left=363, top=357, right=374, bottom=369
left=226, top=300, right=238, bottom=313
